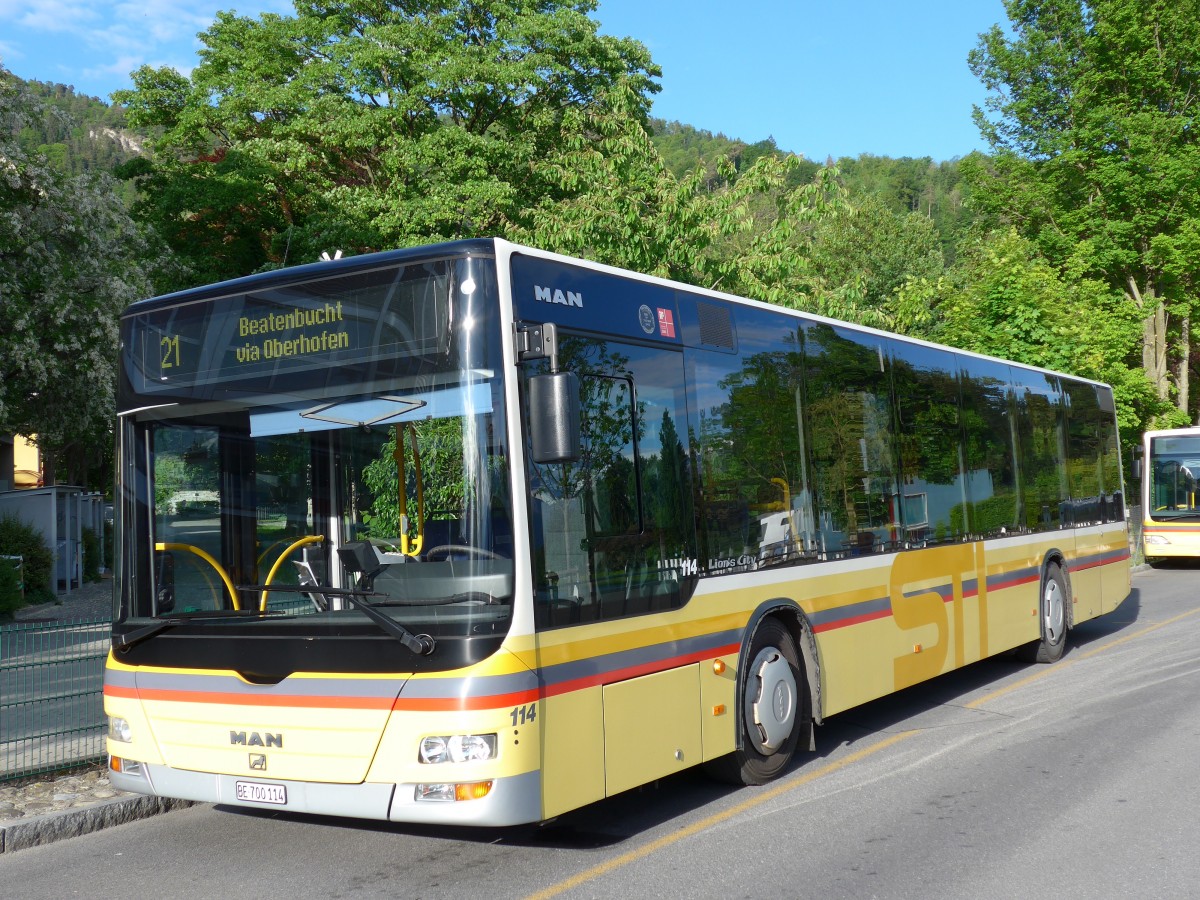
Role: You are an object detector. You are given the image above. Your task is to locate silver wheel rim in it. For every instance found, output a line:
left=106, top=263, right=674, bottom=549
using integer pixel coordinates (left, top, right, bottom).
left=744, top=646, right=797, bottom=754
left=1043, top=574, right=1065, bottom=644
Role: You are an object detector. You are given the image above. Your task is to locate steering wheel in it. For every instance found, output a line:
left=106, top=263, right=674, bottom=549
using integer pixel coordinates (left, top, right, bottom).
left=424, top=544, right=503, bottom=561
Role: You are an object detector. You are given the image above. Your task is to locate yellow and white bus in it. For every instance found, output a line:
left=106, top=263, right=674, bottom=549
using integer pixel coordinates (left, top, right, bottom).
left=105, top=239, right=1131, bottom=826
left=1139, top=426, right=1200, bottom=563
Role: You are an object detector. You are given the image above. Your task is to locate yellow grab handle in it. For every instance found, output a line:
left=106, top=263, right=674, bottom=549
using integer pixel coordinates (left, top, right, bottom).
left=155, top=542, right=240, bottom=610
left=260, top=535, right=325, bottom=610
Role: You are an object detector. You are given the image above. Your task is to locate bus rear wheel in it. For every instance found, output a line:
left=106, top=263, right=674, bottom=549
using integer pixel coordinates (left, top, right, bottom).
left=1019, top=562, right=1068, bottom=663
left=706, top=619, right=803, bottom=786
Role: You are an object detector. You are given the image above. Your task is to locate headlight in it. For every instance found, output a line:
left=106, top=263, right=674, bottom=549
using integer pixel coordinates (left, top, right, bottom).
left=1144, top=534, right=1168, bottom=545
left=108, top=716, right=133, bottom=743
left=418, top=733, right=497, bottom=764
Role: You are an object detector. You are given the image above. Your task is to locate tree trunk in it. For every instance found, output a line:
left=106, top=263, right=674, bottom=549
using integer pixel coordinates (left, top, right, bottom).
left=1133, top=279, right=1170, bottom=401
left=40, top=447, right=57, bottom=486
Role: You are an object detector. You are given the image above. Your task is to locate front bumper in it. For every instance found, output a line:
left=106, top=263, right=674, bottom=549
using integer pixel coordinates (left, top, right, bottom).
left=110, top=759, right=543, bottom=827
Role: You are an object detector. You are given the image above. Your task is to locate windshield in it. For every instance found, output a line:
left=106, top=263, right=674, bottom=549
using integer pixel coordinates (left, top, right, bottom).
left=113, top=253, right=514, bottom=672
left=1148, top=435, right=1200, bottom=521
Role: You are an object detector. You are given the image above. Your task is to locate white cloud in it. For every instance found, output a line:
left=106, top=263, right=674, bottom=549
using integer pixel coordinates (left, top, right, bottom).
left=5, top=0, right=296, bottom=90
left=0, top=39, right=20, bottom=64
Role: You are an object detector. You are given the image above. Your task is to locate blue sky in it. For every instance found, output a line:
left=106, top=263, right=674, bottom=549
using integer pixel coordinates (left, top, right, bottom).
left=0, top=0, right=1008, bottom=161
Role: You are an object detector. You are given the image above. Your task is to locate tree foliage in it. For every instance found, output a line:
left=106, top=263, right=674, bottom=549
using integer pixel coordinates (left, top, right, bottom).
left=804, top=193, right=945, bottom=331
left=115, top=0, right=661, bottom=282
left=1, top=66, right=166, bottom=485
left=914, top=228, right=1157, bottom=436
left=968, top=0, right=1200, bottom=424
left=11, top=78, right=141, bottom=203
left=508, top=80, right=849, bottom=310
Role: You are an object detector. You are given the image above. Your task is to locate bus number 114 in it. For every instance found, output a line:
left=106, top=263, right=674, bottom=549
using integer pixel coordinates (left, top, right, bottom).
left=510, top=703, right=537, bottom=726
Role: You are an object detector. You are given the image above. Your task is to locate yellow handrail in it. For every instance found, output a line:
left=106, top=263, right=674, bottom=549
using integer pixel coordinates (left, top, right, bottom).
left=155, top=542, right=240, bottom=610
left=396, top=423, right=425, bottom=558
left=260, top=534, right=325, bottom=610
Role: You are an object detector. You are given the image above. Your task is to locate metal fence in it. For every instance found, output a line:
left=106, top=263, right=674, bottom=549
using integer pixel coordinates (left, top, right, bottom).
left=0, top=618, right=110, bottom=781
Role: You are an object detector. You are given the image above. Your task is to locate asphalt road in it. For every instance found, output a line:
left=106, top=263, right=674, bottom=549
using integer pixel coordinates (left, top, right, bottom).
left=4, top=563, right=1198, bottom=899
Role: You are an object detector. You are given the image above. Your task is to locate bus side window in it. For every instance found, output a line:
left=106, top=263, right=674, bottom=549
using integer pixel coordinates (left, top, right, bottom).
left=692, top=312, right=816, bottom=573
left=528, top=339, right=696, bottom=629
left=804, top=323, right=901, bottom=557
left=1013, top=371, right=1068, bottom=532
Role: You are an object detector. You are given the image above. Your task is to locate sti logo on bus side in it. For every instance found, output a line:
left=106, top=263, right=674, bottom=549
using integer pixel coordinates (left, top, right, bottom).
left=534, top=285, right=583, bottom=308
left=230, top=730, right=283, bottom=748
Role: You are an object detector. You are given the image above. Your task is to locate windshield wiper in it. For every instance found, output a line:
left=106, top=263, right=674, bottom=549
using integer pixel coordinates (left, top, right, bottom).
left=115, top=609, right=288, bottom=652
left=239, top=585, right=436, bottom=656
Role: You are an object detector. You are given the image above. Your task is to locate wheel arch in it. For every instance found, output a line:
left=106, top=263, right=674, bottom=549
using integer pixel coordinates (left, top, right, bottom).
left=735, top=599, right=821, bottom=753
left=1040, top=547, right=1076, bottom=631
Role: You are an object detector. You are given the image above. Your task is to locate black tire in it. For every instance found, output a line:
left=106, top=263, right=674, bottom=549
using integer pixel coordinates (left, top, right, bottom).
left=1018, top=562, right=1069, bottom=663
left=705, top=619, right=804, bottom=785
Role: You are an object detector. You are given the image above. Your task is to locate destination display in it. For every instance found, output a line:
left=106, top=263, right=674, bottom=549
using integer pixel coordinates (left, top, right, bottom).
left=126, top=263, right=453, bottom=394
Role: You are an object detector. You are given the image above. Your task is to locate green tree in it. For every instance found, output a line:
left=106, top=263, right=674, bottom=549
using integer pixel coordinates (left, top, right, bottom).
left=511, top=80, right=850, bottom=314
left=968, top=0, right=1200, bottom=424
left=805, top=194, right=945, bottom=331
left=114, top=0, right=660, bottom=283
left=927, top=229, right=1154, bottom=437
left=835, top=154, right=971, bottom=261
left=0, top=66, right=166, bottom=486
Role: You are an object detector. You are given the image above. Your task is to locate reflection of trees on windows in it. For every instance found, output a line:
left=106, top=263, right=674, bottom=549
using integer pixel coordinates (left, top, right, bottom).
left=529, top=338, right=694, bottom=624
left=532, top=339, right=635, bottom=510
left=363, top=417, right=467, bottom=536
left=805, top=324, right=898, bottom=550
left=357, top=413, right=509, bottom=556
left=1018, top=385, right=1067, bottom=530
left=697, top=342, right=811, bottom=565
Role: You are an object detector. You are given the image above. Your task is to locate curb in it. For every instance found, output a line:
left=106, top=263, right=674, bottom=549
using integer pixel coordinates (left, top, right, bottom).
left=0, top=795, right=196, bottom=854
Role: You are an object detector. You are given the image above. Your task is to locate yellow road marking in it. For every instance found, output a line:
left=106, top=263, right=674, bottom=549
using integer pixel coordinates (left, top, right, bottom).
left=528, top=603, right=1200, bottom=899
left=965, top=665, right=1073, bottom=710
left=965, top=607, right=1200, bottom=709
left=525, top=731, right=912, bottom=900
left=1076, top=607, right=1200, bottom=659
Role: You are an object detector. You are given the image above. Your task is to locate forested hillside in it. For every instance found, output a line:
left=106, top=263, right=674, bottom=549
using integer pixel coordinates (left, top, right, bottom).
left=649, top=120, right=970, bottom=257
left=12, top=79, right=141, bottom=196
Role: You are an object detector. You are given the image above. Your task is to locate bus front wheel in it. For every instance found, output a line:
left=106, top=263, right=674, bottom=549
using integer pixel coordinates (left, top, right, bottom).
left=707, top=618, right=803, bottom=786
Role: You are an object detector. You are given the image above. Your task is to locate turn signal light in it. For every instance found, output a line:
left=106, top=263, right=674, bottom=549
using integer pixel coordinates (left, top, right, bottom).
left=456, top=781, right=494, bottom=802
left=110, top=756, right=144, bottom=776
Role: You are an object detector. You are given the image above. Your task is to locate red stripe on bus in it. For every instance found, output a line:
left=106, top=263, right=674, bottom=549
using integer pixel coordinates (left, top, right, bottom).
left=811, top=607, right=892, bottom=633
left=988, top=573, right=1040, bottom=592
left=390, top=689, right=541, bottom=712
left=537, top=641, right=744, bottom=700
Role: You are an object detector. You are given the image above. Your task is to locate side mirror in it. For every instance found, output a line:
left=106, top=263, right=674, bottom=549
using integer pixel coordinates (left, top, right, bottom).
left=529, top=371, right=581, bottom=464
left=1132, top=446, right=1143, bottom=481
